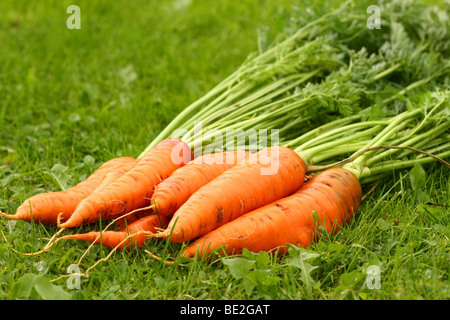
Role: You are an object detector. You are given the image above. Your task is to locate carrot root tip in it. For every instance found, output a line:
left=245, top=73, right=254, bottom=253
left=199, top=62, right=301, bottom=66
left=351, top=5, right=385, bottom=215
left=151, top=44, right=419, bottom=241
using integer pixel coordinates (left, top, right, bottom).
left=144, top=249, right=174, bottom=266
left=0, top=211, right=15, bottom=220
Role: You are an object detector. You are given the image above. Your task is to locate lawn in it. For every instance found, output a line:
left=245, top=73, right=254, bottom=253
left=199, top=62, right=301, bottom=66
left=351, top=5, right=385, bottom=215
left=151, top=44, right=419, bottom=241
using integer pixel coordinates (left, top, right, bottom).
left=0, top=0, right=449, bottom=302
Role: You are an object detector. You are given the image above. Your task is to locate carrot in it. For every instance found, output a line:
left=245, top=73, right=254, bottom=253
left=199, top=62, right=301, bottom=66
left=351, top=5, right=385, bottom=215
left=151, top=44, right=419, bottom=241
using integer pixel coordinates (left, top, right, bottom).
left=57, top=158, right=138, bottom=225
left=181, top=168, right=361, bottom=257
left=179, top=97, right=450, bottom=258
left=0, top=156, right=136, bottom=225
left=57, top=138, right=192, bottom=229
left=154, top=145, right=307, bottom=243
left=55, top=214, right=171, bottom=251
left=149, top=150, right=250, bottom=216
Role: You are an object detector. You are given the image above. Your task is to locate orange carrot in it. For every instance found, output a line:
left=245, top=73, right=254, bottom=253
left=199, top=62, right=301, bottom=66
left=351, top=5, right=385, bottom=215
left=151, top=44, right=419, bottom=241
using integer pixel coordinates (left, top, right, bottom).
left=154, top=146, right=307, bottom=243
left=57, top=159, right=138, bottom=225
left=150, top=150, right=250, bottom=216
left=56, top=214, right=171, bottom=251
left=181, top=168, right=361, bottom=258
left=0, top=156, right=136, bottom=225
left=57, top=138, right=193, bottom=229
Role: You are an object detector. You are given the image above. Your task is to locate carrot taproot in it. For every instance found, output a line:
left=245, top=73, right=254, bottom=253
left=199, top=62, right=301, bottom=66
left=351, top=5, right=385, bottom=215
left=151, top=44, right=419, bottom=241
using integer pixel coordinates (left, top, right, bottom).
left=154, top=145, right=307, bottom=243
left=57, top=138, right=192, bottom=229
left=0, top=156, right=136, bottom=225
left=55, top=213, right=171, bottom=251
left=149, top=150, right=250, bottom=216
left=181, top=168, right=361, bottom=258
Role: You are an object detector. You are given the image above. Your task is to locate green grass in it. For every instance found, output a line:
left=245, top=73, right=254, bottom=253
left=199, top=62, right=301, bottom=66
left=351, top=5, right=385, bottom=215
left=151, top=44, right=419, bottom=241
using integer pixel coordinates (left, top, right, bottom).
left=0, top=0, right=449, bottom=301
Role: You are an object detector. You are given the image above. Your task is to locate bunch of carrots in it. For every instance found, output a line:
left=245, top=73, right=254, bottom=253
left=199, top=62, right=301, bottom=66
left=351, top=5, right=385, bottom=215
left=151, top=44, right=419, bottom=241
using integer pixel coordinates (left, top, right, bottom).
left=1, top=0, right=449, bottom=273
left=2, top=89, right=449, bottom=263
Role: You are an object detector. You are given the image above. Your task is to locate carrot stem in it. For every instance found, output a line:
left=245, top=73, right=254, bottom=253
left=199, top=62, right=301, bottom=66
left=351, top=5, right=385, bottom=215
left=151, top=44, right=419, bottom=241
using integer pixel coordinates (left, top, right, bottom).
left=360, top=150, right=450, bottom=183
left=365, top=121, right=449, bottom=167
left=285, top=115, right=363, bottom=148
left=349, top=109, right=423, bottom=170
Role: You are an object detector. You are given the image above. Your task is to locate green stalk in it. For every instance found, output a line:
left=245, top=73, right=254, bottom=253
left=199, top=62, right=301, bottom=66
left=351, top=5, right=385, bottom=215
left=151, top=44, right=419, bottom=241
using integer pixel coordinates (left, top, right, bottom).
left=211, top=70, right=320, bottom=126
left=140, top=76, right=236, bottom=156
left=414, top=140, right=450, bottom=159
left=345, top=98, right=448, bottom=180
left=138, top=15, right=338, bottom=157
left=349, top=108, right=423, bottom=170
left=372, top=63, right=402, bottom=82
left=296, top=120, right=388, bottom=151
left=181, top=73, right=315, bottom=143
left=284, top=115, right=362, bottom=148
left=372, top=42, right=430, bottom=82
left=358, top=149, right=450, bottom=185
left=303, top=141, right=368, bottom=165
left=136, top=5, right=360, bottom=158
left=138, top=0, right=449, bottom=161
left=361, top=150, right=450, bottom=183
left=365, top=121, right=449, bottom=167
left=296, top=125, right=385, bottom=165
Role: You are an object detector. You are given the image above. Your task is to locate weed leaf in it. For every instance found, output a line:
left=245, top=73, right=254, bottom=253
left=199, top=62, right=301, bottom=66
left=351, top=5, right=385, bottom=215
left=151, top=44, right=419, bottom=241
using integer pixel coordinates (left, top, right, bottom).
left=410, top=163, right=426, bottom=190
